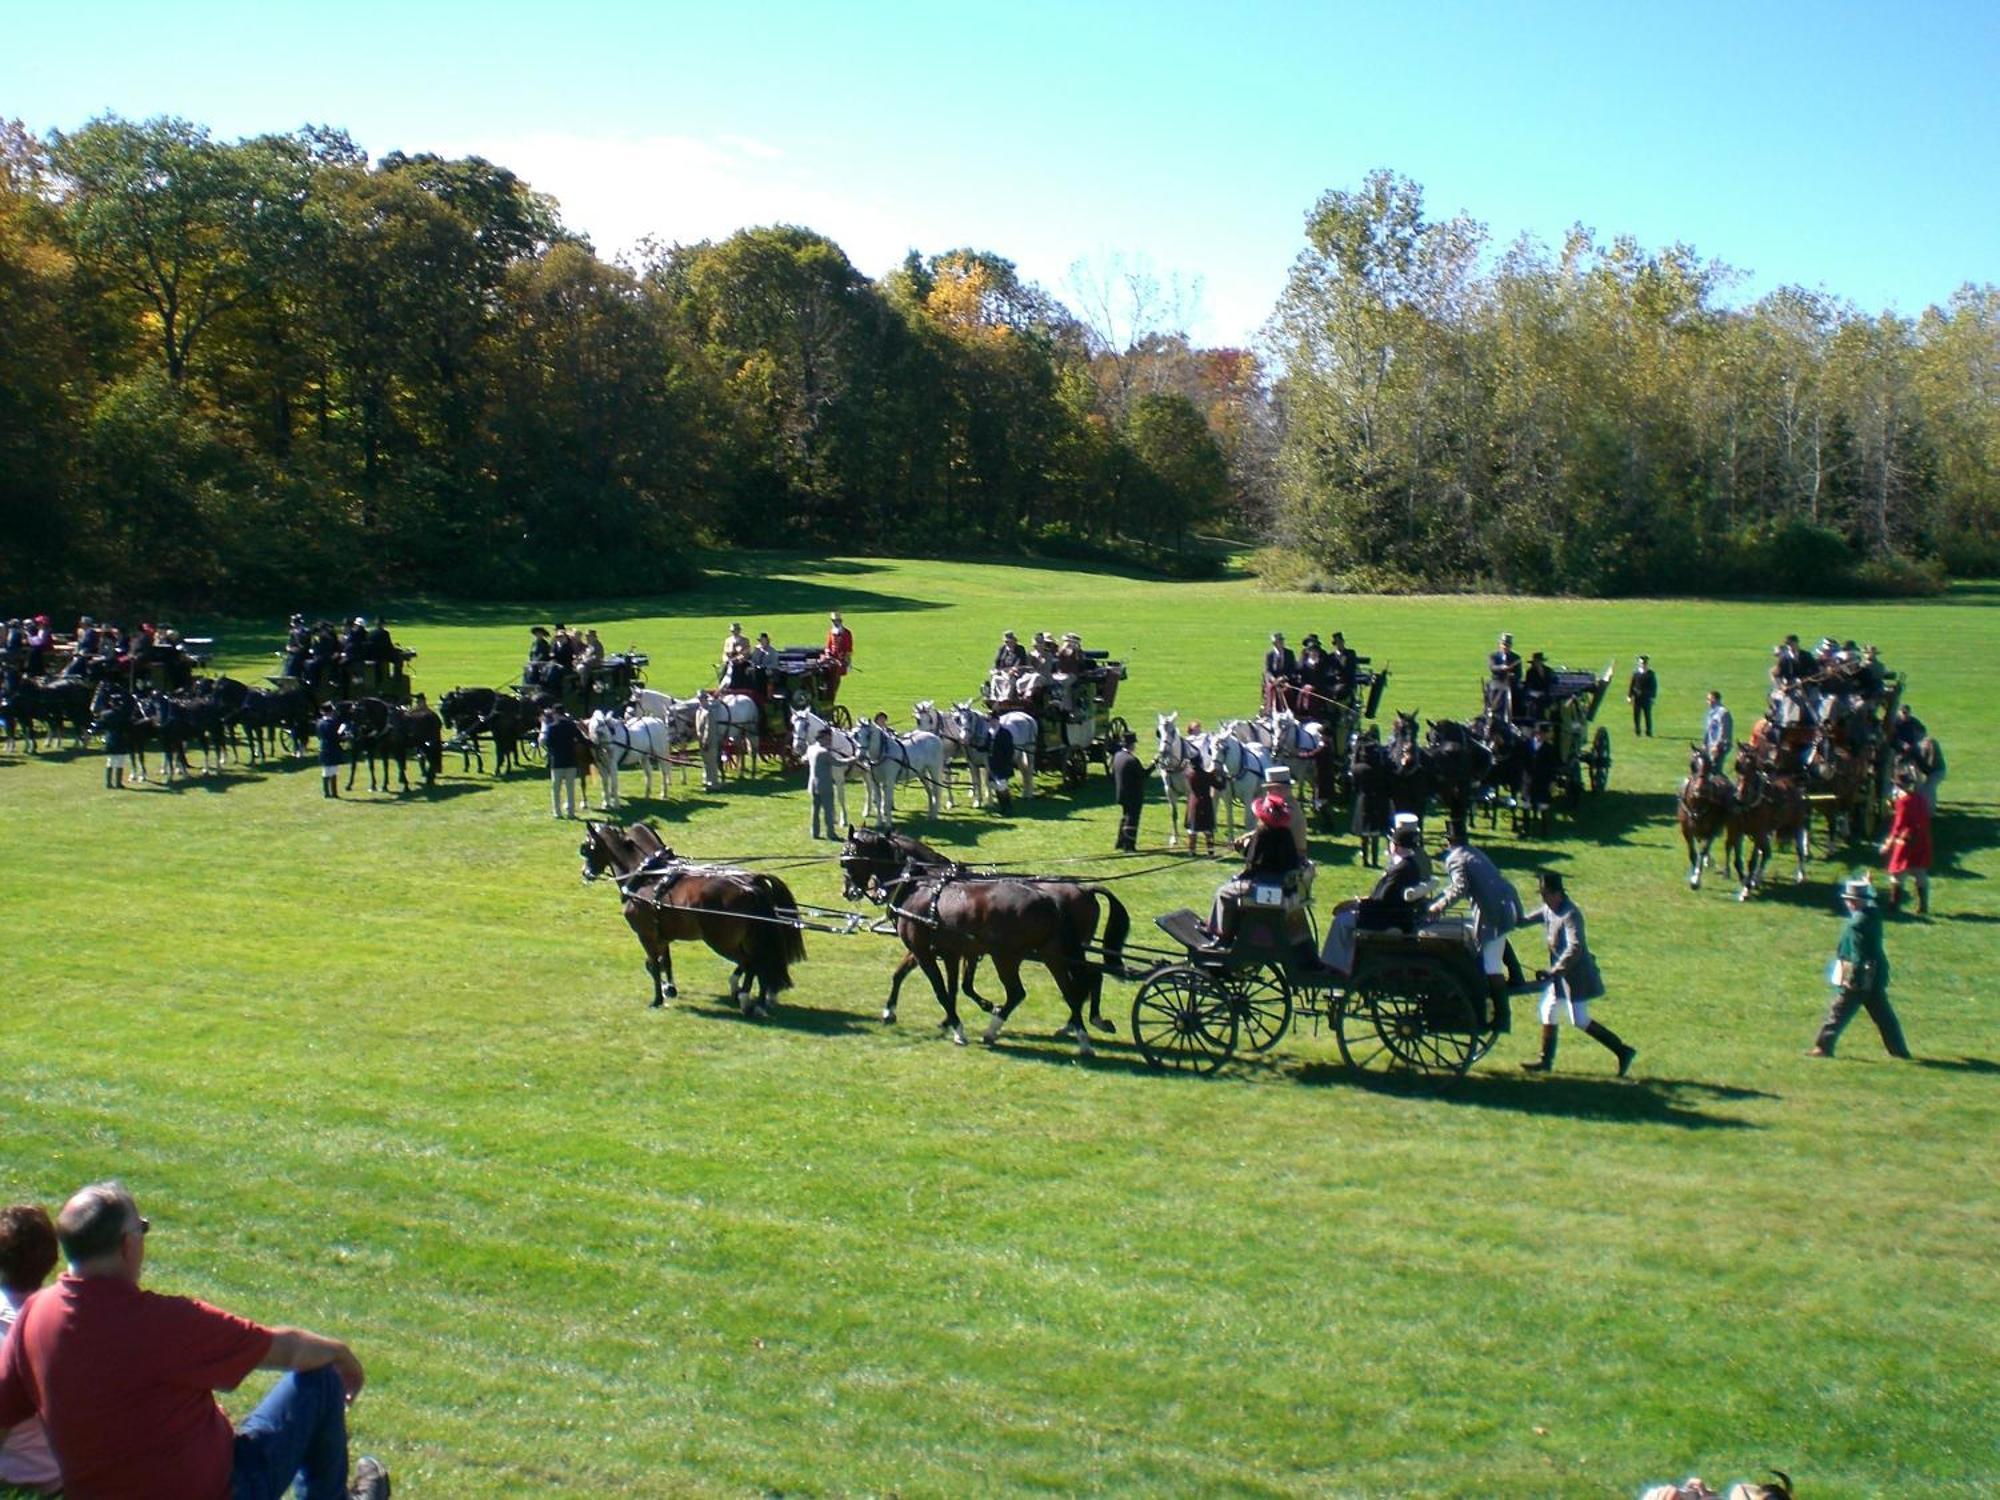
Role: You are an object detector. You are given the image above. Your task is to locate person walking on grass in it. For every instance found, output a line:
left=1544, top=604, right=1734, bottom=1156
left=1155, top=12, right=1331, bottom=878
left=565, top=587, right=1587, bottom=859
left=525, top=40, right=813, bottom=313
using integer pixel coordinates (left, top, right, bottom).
left=1519, top=870, right=1636, bottom=1076
left=0, top=1182, right=390, bottom=1500
left=1808, top=874, right=1910, bottom=1059
left=1881, top=771, right=1933, bottom=915
left=1628, top=654, right=1658, bottom=737
left=540, top=706, right=585, bottom=820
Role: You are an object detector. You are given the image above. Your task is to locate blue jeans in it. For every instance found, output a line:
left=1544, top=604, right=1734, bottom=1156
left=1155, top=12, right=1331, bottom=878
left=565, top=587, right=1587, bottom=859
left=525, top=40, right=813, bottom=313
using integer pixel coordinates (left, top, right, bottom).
left=232, top=1366, right=349, bottom=1500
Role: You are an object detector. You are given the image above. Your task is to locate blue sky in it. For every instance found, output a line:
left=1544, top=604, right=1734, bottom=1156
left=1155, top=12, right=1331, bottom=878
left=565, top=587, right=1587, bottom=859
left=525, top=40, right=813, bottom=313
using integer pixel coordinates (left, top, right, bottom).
left=8, top=0, right=1995, bottom=347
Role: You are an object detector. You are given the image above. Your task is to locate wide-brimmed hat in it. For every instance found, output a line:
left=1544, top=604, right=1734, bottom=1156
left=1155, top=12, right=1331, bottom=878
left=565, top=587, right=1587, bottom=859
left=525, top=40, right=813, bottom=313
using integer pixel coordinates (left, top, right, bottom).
left=531, top=625, right=550, bottom=636
left=1251, top=794, right=1291, bottom=828
left=1841, top=873, right=1876, bottom=904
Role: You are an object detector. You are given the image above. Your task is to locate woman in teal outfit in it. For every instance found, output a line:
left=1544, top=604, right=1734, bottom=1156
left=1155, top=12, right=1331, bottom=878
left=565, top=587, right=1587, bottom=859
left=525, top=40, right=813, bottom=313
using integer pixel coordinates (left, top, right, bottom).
left=1808, top=874, right=1910, bottom=1059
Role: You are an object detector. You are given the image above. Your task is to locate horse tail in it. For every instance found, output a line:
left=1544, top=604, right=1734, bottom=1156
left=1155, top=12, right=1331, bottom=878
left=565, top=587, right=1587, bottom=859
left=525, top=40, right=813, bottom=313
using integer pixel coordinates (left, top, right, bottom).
left=749, top=874, right=806, bottom=991
left=1092, top=887, right=1131, bottom=976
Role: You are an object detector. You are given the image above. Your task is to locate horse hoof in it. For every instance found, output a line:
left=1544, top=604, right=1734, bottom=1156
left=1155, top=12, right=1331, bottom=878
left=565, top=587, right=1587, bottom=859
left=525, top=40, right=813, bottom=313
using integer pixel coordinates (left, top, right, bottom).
left=951, top=1026, right=967, bottom=1046
left=650, top=998, right=664, bottom=1009
left=1092, top=1017, right=1116, bottom=1034
left=882, top=1008, right=898, bottom=1025
left=664, top=984, right=678, bottom=999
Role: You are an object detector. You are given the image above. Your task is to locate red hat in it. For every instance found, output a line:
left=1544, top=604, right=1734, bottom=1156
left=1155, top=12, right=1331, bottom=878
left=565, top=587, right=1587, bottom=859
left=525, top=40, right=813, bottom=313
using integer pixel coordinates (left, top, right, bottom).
left=1252, top=794, right=1291, bottom=828
left=33, top=614, right=49, bottom=624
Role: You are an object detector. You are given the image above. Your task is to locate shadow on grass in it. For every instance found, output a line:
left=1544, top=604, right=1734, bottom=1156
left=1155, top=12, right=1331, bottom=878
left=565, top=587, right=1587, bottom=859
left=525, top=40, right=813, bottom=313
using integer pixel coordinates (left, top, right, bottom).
left=1286, top=1060, right=1771, bottom=1128
left=1913, top=1055, right=2000, bottom=1076
left=687, top=998, right=879, bottom=1037
left=1931, top=805, right=1997, bottom=880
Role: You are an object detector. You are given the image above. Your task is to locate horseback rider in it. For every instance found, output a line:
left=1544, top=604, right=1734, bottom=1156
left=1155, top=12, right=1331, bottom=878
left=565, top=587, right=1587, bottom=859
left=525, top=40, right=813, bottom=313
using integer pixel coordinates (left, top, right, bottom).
left=1486, top=632, right=1522, bottom=721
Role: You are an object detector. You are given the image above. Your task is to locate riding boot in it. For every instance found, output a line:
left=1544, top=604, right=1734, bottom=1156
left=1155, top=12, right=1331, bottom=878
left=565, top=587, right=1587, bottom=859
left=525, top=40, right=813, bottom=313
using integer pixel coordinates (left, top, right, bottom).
left=1503, top=941, right=1525, bottom=988
left=1888, top=885, right=1904, bottom=912
left=1485, top=976, right=1512, bottom=1033
left=1585, top=1020, right=1636, bottom=1076
left=1917, top=883, right=1929, bottom=916
left=1520, top=1024, right=1558, bottom=1072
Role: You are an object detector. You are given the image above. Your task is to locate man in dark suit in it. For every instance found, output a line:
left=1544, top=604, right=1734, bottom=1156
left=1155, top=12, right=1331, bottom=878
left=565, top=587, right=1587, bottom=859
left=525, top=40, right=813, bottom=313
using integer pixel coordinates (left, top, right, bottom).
left=1262, top=633, right=1297, bottom=713
left=1110, top=733, right=1148, bottom=851
left=1627, top=654, right=1658, bottom=736
left=1486, top=632, right=1522, bottom=721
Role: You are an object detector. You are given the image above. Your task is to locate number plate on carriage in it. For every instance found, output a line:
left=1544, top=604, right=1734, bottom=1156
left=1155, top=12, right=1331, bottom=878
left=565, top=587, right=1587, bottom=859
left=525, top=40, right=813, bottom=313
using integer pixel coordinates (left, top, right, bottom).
left=1248, top=882, right=1285, bottom=907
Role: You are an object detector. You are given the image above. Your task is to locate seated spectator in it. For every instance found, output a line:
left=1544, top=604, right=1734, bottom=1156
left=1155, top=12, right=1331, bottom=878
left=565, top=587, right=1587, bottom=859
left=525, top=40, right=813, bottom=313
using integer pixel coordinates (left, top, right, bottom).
left=0, top=1204, right=60, bottom=1495
left=0, top=1181, right=389, bottom=1500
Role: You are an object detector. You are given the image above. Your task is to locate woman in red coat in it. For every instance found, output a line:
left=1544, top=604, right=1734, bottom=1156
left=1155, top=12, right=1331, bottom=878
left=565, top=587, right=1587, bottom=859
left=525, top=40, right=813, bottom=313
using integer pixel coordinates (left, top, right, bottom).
left=1881, top=772, right=1933, bottom=915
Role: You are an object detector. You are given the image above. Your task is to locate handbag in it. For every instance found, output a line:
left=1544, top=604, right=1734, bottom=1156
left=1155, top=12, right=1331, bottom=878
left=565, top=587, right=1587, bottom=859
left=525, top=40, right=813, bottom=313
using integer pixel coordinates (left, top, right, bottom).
left=1828, top=958, right=1854, bottom=988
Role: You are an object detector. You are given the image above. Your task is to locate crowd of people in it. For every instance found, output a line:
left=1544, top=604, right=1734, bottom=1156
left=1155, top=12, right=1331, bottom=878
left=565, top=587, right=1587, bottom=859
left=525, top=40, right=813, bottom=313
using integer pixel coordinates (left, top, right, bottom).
left=0, top=1183, right=389, bottom=1500
left=4, top=614, right=205, bottom=690
left=279, top=615, right=412, bottom=696
left=713, top=612, right=852, bottom=706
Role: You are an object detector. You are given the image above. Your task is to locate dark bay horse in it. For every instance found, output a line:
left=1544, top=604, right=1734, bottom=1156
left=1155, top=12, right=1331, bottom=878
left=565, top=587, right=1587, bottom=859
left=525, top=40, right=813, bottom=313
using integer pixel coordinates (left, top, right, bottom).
left=1677, top=745, right=1735, bottom=889
left=1729, top=747, right=1811, bottom=900
left=580, top=821, right=805, bottom=1016
left=1804, top=725, right=1871, bottom=849
left=1422, top=717, right=1491, bottom=832
left=838, top=827, right=1130, bottom=1052
left=439, top=686, right=539, bottom=776
left=1385, top=711, right=1433, bottom=823
left=336, top=698, right=442, bottom=793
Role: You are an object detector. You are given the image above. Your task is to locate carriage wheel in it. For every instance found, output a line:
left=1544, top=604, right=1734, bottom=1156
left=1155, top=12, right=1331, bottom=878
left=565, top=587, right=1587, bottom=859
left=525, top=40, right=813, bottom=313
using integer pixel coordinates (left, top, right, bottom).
left=1224, top=964, right=1293, bottom=1052
left=830, top=705, right=853, bottom=730
left=1131, top=966, right=1239, bottom=1074
left=1335, top=956, right=1483, bottom=1083
left=1062, top=748, right=1088, bottom=790
left=1588, top=728, right=1611, bottom=793
left=1105, top=717, right=1130, bottom=752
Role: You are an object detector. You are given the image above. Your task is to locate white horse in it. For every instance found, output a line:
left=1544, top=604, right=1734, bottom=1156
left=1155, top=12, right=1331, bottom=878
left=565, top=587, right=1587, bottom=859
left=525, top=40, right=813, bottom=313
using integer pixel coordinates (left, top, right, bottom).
left=1154, top=711, right=1208, bottom=847
left=1264, top=708, right=1328, bottom=791
left=627, top=689, right=702, bottom=750
left=790, top=707, right=863, bottom=831
left=1214, top=722, right=1276, bottom=836
left=586, top=710, right=673, bottom=809
left=854, top=718, right=946, bottom=827
left=694, top=692, right=762, bottom=790
left=946, top=702, right=1038, bottom=803
left=913, top=700, right=974, bottom=808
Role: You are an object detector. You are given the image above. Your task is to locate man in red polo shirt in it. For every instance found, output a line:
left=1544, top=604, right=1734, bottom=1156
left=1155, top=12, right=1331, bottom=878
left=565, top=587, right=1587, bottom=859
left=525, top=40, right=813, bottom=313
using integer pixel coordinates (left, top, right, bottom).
left=0, top=1181, right=389, bottom=1500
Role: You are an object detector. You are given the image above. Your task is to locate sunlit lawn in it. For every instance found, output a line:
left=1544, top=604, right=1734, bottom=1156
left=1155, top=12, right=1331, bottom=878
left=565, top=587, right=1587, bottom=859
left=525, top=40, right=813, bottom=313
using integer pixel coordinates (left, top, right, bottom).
left=2, top=558, right=1993, bottom=1497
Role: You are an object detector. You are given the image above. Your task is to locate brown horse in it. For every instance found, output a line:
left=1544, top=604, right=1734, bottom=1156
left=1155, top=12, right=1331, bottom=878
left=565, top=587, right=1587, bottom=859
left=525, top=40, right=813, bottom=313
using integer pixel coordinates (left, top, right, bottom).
left=838, top=827, right=1130, bottom=1052
left=1728, top=747, right=1811, bottom=901
left=1804, top=726, right=1871, bottom=849
left=579, top=821, right=805, bottom=1015
left=1678, top=745, right=1736, bottom=890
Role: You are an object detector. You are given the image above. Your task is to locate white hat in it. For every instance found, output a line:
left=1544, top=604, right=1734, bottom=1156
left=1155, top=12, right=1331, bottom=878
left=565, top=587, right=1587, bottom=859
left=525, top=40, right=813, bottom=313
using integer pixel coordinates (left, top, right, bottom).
left=1841, top=873, right=1876, bottom=903
left=1263, top=765, right=1293, bottom=785
left=1391, top=811, right=1421, bottom=830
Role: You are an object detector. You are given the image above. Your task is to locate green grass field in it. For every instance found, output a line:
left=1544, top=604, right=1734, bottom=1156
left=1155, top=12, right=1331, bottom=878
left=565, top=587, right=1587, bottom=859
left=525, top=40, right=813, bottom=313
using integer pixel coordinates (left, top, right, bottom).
left=3, top=557, right=1994, bottom=1498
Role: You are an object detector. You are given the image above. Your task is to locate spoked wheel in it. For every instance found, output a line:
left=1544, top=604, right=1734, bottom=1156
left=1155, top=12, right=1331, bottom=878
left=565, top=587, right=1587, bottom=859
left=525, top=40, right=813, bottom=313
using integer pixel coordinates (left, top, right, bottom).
left=1062, top=748, right=1088, bottom=789
left=1334, top=956, right=1484, bottom=1085
left=830, top=705, right=853, bottom=730
left=1105, top=716, right=1131, bottom=751
left=1131, top=966, right=1239, bottom=1074
left=1224, top=964, right=1293, bottom=1052
left=1588, top=728, right=1611, bottom=793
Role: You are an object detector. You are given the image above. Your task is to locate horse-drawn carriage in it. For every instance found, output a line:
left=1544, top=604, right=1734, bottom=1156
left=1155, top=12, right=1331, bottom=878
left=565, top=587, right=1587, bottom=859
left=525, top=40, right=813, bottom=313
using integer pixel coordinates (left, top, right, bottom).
left=1127, top=871, right=1501, bottom=1083
left=522, top=651, right=650, bottom=719
left=1540, top=665, right=1614, bottom=801
left=981, top=651, right=1130, bottom=789
left=274, top=651, right=417, bottom=708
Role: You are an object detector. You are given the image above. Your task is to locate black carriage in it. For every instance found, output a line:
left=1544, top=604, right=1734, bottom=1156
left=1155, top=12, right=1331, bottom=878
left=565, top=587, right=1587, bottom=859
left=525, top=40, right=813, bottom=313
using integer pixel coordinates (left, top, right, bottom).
left=982, top=651, right=1131, bottom=789
left=1123, top=872, right=1501, bottom=1085
left=523, top=651, right=649, bottom=718
left=760, top=646, right=850, bottom=767
left=1543, top=665, right=1614, bottom=801
left=276, top=650, right=416, bottom=707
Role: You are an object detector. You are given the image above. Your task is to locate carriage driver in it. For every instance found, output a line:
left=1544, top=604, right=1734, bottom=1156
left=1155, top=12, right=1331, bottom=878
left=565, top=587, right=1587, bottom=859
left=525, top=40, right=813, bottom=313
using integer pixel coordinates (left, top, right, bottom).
left=1206, top=791, right=1307, bottom=944
left=1426, top=823, right=1522, bottom=1032
left=994, top=630, right=1027, bottom=672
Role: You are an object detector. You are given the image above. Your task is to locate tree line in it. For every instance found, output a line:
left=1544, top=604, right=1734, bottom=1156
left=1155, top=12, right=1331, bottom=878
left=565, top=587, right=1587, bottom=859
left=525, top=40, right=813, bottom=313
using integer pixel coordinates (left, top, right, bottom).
left=1268, top=171, right=1997, bottom=596
left=1, top=122, right=1991, bottom=615
left=0, top=115, right=1254, bottom=616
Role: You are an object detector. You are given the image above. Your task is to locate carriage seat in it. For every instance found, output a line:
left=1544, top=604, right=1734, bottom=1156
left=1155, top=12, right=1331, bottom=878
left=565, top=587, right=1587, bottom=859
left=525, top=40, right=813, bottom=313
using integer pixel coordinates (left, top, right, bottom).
left=1156, top=907, right=1224, bottom=956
